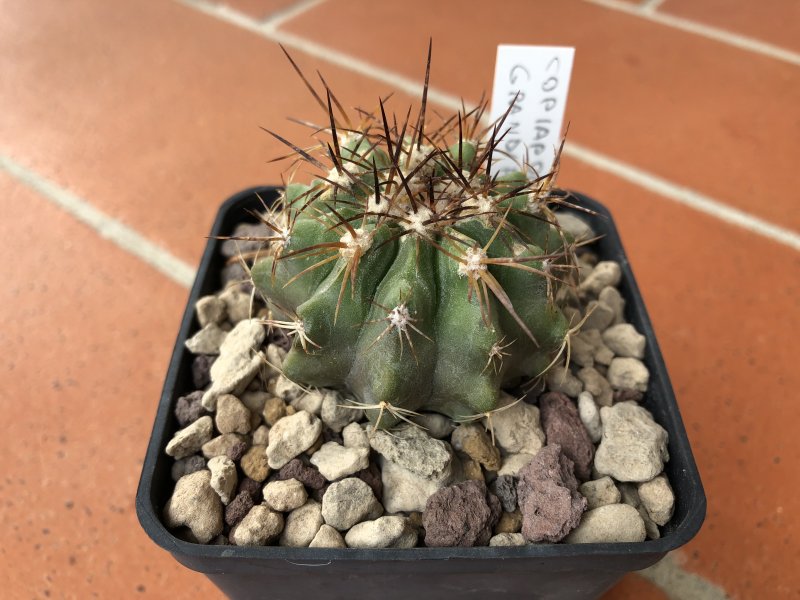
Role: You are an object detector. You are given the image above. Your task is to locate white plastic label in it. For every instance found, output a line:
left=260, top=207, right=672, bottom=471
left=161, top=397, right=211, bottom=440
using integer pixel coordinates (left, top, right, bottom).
left=489, top=45, right=575, bottom=177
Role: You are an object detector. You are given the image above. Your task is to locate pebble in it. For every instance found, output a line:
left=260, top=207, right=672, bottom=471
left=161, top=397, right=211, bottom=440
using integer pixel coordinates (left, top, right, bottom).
left=171, top=454, right=206, bottom=481
left=378, top=456, right=457, bottom=513
left=163, top=470, right=223, bottom=543
left=274, top=375, right=307, bottom=404
left=225, top=491, right=254, bottom=528
left=607, top=358, right=649, bottom=392
left=486, top=394, right=546, bottom=456
left=489, top=475, right=518, bottom=513
left=618, top=483, right=661, bottom=539
left=451, top=424, right=502, bottom=471
left=219, top=285, right=253, bottom=324
left=577, top=367, right=613, bottom=407
left=423, top=480, right=501, bottom=547
left=342, top=422, right=370, bottom=448
left=262, top=396, right=288, bottom=426
left=201, top=433, right=247, bottom=460
left=494, top=509, right=523, bottom=534
left=195, top=295, right=227, bottom=327
left=539, top=392, right=595, bottom=481
left=252, top=425, right=270, bottom=446
left=309, top=524, right=347, bottom=548
left=410, top=413, right=456, bottom=439
left=497, top=453, right=535, bottom=477
left=185, top=323, right=228, bottom=355
left=221, top=223, right=267, bottom=257
left=545, top=365, right=583, bottom=398
left=638, top=474, right=675, bottom=526
left=355, top=463, right=383, bottom=501
left=276, top=458, right=326, bottom=491
left=263, top=478, right=308, bottom=512
left=240, top=390, right=269, bottom=418
left=174, top=391, right=208, bottom=428
left=595, top=402, right=669, bottom=482
left=309, top=442, right=370, bottom=481
left=569, top=334, right=595, bottom=368
left=578, top=330, right=615, bottom=368
left=577, top=391, right=602, bottom=443
left=564, top=504, right=646, bottom=544
left=603, top=324, right=645, bottom=359
left=614, top=389, right=644, bottom=403
left=598, top=286, right=625, bottom=325
left=489, top=533, right=526, bottom=547
left=460, top=455, right=484, bottom=481
left=266, top=410, right=323, bottom=469
left=203, top=319, right=266, bottom=410
left=166, top=416, right=214, bottom=460
left=583, top=300, right=615, bottom=332
left=279, top=500, right=323, bottom=547
left=215, top=394, right=252, bottom=435
left=516, top=444, right=586, bottom=543
left=231, top=505, right=284, bottom=546
left=556, top=212, right=595, bottom=241
left=240, top=445, right=271, bottom=482
left=264, top=343, right=286, bottom=375
left=369, top=424, right=456, bottom=481
left=345, top=516, right=418, bottom=549
left=192, top=355, right=215, bottom=389
left=321, top=390, right=363, bottom=432
left=322, top=477, right=383, bottom=531
left=579, top=476, right=621, bottom=510
left=207, top=456, right=237, bottom=505
left=579, top=261, right=621, bottom=295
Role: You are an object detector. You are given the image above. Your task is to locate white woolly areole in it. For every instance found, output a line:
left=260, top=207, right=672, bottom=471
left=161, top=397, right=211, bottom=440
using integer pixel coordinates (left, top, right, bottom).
left=326, top=167, right=352, bottom=188
left=464, top=194, right=495, bottom=216
left=458, top=247, right=488, bottom=279
left=366, top=194, right=389, bottom=215
left=339, top=228, right=374, bottom=259
left=388, top=304, right=411, bottom=332
left=400, top=206, right=433, bottom=235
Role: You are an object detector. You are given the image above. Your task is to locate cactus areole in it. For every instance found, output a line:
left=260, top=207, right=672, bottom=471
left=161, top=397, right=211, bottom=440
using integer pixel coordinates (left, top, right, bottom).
left=247, top=50, right=580, bottom=429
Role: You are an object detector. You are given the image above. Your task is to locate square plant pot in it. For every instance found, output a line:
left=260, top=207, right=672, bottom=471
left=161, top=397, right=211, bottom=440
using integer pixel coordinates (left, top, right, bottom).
left=136, top=186, right=706, bottom=600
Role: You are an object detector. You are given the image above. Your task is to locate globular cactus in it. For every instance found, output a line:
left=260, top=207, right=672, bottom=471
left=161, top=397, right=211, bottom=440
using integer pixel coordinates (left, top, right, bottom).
left=247, top=51, right=579, bottom=429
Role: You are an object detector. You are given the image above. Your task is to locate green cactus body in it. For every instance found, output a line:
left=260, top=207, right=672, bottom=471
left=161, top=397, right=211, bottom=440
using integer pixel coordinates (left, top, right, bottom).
left=250, top=84, right=576, bottom=428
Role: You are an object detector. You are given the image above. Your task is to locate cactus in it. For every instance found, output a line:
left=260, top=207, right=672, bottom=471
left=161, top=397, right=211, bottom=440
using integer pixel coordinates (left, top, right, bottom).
left=246, top=49, right=579, bottom=429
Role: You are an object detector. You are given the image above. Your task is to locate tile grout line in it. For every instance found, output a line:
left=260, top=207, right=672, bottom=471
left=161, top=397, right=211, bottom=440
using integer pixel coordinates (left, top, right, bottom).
left=258, top=0, right=325, bottom=28
left=177, top=0, right=800, bottom=253
left=639, top=0, right=667, bottom=14
left=0, top=154, right=196, bottom=288
left=582, top=0, right=800, bottom=67
left=639, top=553, right=730, bottom=600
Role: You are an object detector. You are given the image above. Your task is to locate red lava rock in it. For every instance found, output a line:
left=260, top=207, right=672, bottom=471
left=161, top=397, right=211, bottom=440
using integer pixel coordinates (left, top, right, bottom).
left=237, top=477, right=263, bottom=504
left=490, top=475, right=518, bottom=513
left=226, top=440, right=248, bottom=462
left=224, top=491, right=254, bottom=528
left=355, top=463, right=383, bottom=502
left=516, top=444, right=587, bottom=543
left=613, top=389, right=643, bottom=403
left=422, top=480, right=501, bottom=547
left=191, top=355, right=216, bottom=389
left=277, top=458, right=326, bottom=490
left=174, top=391, right=208, bottom=428
left=539, top=392, right=595, bottom=480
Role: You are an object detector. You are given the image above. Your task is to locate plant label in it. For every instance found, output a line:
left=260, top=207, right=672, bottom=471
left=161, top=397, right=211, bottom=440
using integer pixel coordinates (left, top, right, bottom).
left=489, top=45, right=575, bottom=178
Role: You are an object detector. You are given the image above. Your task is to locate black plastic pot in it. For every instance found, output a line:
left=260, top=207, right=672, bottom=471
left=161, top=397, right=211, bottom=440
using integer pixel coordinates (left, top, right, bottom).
left=136, top=186, right=706, bottom=600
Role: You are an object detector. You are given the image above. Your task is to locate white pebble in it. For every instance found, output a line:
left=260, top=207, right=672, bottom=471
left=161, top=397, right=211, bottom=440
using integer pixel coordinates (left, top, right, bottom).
left=607, top=358, right=649, bottom=392
left=603, top=324, right=646, bottom=359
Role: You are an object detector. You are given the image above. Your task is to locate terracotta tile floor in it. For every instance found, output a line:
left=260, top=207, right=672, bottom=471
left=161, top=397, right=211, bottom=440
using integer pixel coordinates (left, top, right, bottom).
left=1, top=0, right=797, bottom=598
